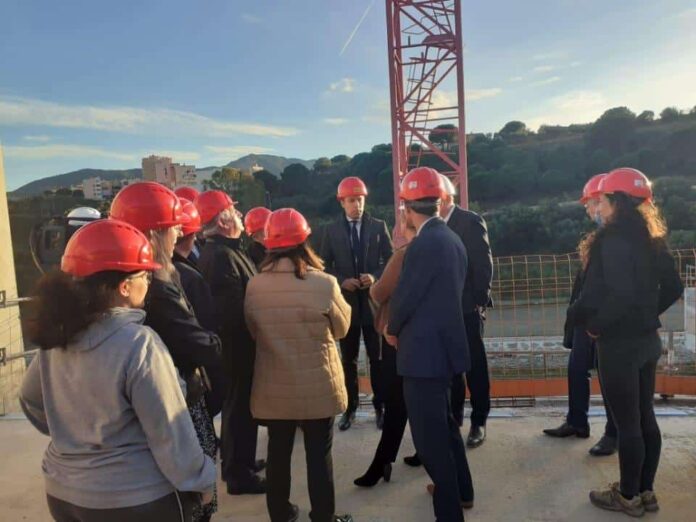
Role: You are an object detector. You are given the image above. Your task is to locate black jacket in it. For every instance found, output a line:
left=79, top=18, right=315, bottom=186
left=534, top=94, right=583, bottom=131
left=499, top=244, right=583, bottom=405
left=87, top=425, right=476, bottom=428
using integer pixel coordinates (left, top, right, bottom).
left=144, top=275, right=222, bottom=403
left=563, top=270, right=585, bottom=349
left=446, top=206, right=494, bottom=312
left=568, top=227, right=683, bottom=340
left=173, top=252, right=216, bottom=332
left=320, top=213, right=393, bottom=325
left=246, top=238, right=267, bottom=270
left=198, top=235, right=257, bottom=374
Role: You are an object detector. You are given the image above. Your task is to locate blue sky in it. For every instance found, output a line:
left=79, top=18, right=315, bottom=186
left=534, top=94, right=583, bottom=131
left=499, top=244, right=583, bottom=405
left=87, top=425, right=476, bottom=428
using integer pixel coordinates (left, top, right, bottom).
left=1, top=0, right=695, bottom=190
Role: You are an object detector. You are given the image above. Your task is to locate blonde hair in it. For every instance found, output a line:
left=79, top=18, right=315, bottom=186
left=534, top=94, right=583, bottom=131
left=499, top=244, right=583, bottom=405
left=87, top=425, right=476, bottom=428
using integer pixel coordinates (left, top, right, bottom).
left=149, top=229, right=176, bottom=282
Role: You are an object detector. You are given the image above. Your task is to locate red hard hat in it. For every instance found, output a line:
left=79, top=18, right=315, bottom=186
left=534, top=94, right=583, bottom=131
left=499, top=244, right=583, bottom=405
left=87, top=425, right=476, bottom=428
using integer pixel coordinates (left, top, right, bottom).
left=244, top=207, right=272, bottom=235
left=580, top=173, right=607, bottom=203
left=599, top=167, right=652, bottom=201
left=174, top=186, right=200, bottom=202
left=110, top=182, right=190, bottom=233
left=337, top=177, right=368, bottom=200
left=179, top=198, right=202, bottom=236
left=195, top=190, right=236, bottom=226
left=400, top=167, right=445, bottom=201
left=61, top=219, right=161, bottom=277
left=264, top=208, right=312, bottom=250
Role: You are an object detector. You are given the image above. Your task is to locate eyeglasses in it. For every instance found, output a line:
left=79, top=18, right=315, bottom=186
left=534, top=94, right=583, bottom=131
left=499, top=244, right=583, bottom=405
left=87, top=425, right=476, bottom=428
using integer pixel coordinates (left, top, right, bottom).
left=127, top=271, right=153, bottom=284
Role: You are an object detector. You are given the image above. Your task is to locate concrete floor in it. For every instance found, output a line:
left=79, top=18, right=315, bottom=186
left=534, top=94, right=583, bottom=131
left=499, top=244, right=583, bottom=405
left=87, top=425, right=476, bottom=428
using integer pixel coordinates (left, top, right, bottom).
left=1, top=408, right=695, bottom=521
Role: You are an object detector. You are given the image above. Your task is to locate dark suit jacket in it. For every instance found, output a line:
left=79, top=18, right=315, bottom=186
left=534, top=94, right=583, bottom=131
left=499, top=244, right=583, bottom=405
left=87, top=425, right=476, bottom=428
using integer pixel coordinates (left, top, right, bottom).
left=198, top=235, right=258, bottom=374
left=388, top=218, right=470, bottom=378
left=320, top=213, right=393, bottom=325
left=173, top=251, right=216, bottom=332
left=446, top=206, right=493, bottom=312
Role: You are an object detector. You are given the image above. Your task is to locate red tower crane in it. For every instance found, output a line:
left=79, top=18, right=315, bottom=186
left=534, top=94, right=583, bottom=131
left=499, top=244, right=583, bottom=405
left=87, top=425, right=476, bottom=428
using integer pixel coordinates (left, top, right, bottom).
left=385, top=0, right=468, bottom=229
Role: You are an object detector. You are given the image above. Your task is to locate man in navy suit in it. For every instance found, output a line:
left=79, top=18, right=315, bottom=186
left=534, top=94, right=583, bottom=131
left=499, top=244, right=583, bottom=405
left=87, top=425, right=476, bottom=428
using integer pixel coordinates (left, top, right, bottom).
left=387, top=167, right=474, bottom=522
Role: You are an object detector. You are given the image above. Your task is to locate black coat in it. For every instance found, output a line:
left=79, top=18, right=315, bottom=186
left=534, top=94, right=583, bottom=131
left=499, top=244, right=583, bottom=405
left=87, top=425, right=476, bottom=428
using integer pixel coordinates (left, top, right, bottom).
left=173, top=251, right=216, bottom=332
left=173, top=251, right=225, bottom=416
left=320, top=213, right=393, bottom=325
left=144, top=275, right=222, bottom=403
left=563, top=270, right=585, bottom=349
left=568, top=227, right=683, bottom=340
left=246, top=238, right=267, bottom=269
left=198, top=235, right=257, bottom=374
left=446, top=206, right=494, bottom=312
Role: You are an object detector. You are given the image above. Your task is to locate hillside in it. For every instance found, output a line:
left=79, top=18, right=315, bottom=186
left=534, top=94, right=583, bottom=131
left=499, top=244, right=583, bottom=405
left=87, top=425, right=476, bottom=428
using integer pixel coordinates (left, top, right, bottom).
left=10, top=168, right=142, bottom=198
left=10, top=154, right=315, bottom=197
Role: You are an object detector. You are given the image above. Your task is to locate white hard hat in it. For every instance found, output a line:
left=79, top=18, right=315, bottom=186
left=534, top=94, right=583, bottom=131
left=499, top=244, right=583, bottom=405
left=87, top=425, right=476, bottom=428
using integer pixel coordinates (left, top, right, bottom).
left=439, top=174, right=457, bottom=197
left=67, top=207, right=102, bottom=227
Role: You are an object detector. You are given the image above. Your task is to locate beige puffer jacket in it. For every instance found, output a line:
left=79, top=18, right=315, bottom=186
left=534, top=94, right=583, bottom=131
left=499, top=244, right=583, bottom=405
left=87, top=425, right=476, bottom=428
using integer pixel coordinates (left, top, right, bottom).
left=244, top=258, right=351, bottom=420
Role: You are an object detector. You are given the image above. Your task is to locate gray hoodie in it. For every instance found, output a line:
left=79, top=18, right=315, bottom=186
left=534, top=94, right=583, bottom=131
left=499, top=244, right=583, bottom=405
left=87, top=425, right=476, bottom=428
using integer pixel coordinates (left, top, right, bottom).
left=20, top=307, right=216, bottom=509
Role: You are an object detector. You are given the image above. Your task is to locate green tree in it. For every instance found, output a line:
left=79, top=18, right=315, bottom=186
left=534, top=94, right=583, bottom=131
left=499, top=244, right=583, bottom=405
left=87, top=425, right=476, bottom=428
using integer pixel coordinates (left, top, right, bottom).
left=585, top=107, right=636, bottom=155
left=427, top=124, right=458, bottom=149
left=253, top=169, right=280, bottom=195
left=330, top=154, right=351, bottom=165
left=314, top=157, right=332, bottom=173
left=202, top=167, right=243, bottom=194
left=660, top=107, right=681, bottom=122
left=280, top=163, right=311, bottom=196
left=637, top=110, right=655, bottom=123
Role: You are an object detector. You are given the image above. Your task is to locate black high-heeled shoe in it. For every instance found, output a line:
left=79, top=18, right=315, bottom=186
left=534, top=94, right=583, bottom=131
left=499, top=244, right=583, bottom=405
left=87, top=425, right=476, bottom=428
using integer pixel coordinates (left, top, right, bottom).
left=353, top=463, right=392, bottom=487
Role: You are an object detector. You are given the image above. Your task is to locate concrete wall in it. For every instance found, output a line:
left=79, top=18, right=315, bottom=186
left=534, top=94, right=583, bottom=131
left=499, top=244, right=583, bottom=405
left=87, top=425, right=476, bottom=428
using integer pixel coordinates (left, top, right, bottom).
left=0, top=146, right=26, bottom=415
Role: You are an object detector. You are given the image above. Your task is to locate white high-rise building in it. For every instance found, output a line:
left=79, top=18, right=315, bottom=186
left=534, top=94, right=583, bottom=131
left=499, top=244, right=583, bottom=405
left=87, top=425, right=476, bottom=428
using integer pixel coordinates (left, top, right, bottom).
left=142, top=155, right=197, bottom=188
left=82, top=177, right=103, bottom=200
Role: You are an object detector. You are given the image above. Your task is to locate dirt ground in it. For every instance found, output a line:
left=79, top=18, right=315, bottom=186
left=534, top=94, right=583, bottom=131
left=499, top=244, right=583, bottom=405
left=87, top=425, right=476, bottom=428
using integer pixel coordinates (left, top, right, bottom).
left=1, top=406, right=695, bottom=521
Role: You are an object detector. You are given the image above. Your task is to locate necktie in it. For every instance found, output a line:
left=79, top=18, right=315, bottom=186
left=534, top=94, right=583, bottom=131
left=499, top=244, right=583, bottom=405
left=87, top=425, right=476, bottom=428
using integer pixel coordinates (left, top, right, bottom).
left=350, top=221, right=361, bottom=275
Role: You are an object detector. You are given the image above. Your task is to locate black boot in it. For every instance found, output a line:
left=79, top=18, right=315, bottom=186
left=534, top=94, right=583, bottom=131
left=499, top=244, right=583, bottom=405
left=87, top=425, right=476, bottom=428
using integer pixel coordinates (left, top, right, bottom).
left=354, top=462, right=392, bottom=487
left=338, top=411, right=356, bottom=431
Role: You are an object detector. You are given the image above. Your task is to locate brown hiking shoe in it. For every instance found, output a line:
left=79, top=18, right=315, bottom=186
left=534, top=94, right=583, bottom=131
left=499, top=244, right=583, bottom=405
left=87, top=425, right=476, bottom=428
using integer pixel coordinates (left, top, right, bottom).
left=590, top=483, right=645, bottom=517
left=426, top=483, right=474, bottom=509
left=640, top=490, right=659, bottom=512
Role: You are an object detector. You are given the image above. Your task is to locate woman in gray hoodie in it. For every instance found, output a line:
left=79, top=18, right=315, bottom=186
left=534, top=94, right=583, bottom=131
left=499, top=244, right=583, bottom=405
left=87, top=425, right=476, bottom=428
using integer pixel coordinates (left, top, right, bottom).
left=20, top=219, right=216, bottom=522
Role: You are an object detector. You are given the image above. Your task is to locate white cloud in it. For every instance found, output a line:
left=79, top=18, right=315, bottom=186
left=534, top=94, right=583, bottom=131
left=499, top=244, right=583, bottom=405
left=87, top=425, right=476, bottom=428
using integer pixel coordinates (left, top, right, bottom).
left=530, top=76, right=561, bottom=87
left=533, top=65, right=555, bottom=73
left=524, top=90, right=608, bottom=130
left=569, top=61, right=582, bottom=68
left=241, top=13, right=262, bottom=24
left=0, top=96, right=299, bottom=138
left=676, top=7, right=696, bottom=19
left=532, top=51, right=567, bottom=61
left=509, top=76, right=524, bottom=82
left=468, top=88, right=503, bottom=101
left=3, top=144, right=137, bottom=162
left=22, top=134, right=52, bottom=142
left=323, top=118, right=349, bottom=126
left=204, top=145, right=273, bottom=162
left=328, top=78, right=356, bottom=93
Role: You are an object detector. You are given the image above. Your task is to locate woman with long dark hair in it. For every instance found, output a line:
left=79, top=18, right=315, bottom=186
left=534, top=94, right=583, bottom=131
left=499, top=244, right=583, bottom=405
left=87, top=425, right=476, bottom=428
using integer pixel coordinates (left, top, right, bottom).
left=20, top=219, right=216, bottom=521
left=110, top=183, right=222, bottom=522
left=245, top=208, right=353, bottom=522
left=353, top=216, right=417, bottom=488
left=567, top=168, right=683, bottom=517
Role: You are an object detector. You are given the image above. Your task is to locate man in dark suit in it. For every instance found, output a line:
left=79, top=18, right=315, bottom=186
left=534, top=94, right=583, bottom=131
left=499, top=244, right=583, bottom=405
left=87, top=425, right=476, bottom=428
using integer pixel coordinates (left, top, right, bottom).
left=196, top=190, right=266, bottom=495
left=387, top=167, right=473, bottom=522
left=320, top=177, right=393, bottom=431
left=440, top=175, right=493, bottom=449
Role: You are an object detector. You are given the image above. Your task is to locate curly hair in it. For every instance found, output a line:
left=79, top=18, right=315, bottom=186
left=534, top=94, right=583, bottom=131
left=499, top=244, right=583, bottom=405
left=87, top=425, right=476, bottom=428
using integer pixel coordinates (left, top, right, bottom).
left=578, top=193, right=667, bottom=268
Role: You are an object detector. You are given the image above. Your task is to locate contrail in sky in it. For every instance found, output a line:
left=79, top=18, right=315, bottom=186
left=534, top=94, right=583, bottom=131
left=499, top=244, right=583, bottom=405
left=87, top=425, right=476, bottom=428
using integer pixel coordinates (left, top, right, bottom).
left=339, top=0, right=375, bottom=56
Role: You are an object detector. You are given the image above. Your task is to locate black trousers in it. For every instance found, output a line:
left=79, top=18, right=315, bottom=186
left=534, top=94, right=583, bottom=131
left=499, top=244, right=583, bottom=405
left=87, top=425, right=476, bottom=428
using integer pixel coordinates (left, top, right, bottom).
left=597, top=332, right=662, bottom=497
left=340, top=322, right=383, bottom=412
left=47, top=492, right=197, bottom=522
left=404, top=376, right=473, bottom=522
left=366, top=341, right=408, bottom=469
left=566, top=327, right=617, bottom=436
left=265, top=417, right=336, bottom=522
left=451, top=311, right=490, bottom=427
left=221, top=365, right=259, bottom=483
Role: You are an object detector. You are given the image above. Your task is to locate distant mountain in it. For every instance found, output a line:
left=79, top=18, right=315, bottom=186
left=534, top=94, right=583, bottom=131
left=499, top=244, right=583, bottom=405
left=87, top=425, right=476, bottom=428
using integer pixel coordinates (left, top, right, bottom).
left=226, top=154, right=314, bottom=175
left=10, top=168, right=142, bottom=198
left=10, top=154, right=315, bottom=197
